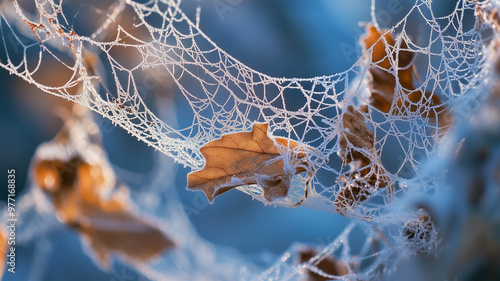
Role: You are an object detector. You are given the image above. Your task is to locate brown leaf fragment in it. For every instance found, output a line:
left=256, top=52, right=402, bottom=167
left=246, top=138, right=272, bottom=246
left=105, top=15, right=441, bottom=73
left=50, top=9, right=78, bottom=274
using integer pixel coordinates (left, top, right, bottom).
left=361, top=24, right=415, bottom=113
left=403, top=207, right=436, bottom=254
left=339, top=106, right=374, bottom=165
left=476, top=3, right=500, bottom=31
left=404, top=213, right=433, bottom=243
left=34, top=156, right=175, bottom=268
left=298, top=248, right=349, bottom=281
left=367, top=67, right=399, bottom=113
left=396, top=90, right=452, bottom=128
left=361, top=24, right=451, bottom=128
left=31, top=105, right=174, bottom=268
left=336, top=106, right=393, bottom=215
left=333, top=23, right=454, bottom=216
left=334, top=164, right=392, bottom=215
left=362, top=23, right=414, bottom=85
left=335, top=183, right=371, bottom=213
left=362, top=25, right=396, bottom=70
left=187, top=123, right=312, bottom=202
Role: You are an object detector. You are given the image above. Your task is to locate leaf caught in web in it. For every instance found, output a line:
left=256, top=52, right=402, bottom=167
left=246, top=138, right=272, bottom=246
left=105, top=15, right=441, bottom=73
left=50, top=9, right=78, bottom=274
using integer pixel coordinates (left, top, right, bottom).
left=361, top=24, right=451, bottom=128
left=34, top=157, right=175, bottom=268
left=338, top=105, right=374, bottom=165
left=0, top=227, right=6, bottom=279
left=298, top=248, right=349, bottom=281
left=32, top=106, right=174, bottom=268
left=187, top=123, right=313, bottom=202
left=335, top=105, right=393, bottom=215
left=362, top=24, right=415, bottom=107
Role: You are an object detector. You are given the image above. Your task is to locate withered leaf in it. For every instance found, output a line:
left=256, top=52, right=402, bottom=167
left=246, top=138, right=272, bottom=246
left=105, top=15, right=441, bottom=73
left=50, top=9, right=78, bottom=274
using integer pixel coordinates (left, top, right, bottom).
left=336, top=105, right=392, bottom=215
left=396, top=90, right=452, bottom=128
left=32, top=105, right=174, bottom=268
left=334, top=163, right=392, bottom=215
left=403, top=207, right=436, bottom=254
left=34, top=156, right=175, bottom=268
left=333, top=23, right=455, bottom=216
left=298, top=248, right=349, bottom=281
left=187, top=123, right=312, bottom=202
left=361, top=24, right=451, bottom=128
left=339, top=106, right=374, bottom=166
left=362, top=24, right=415, bottom=113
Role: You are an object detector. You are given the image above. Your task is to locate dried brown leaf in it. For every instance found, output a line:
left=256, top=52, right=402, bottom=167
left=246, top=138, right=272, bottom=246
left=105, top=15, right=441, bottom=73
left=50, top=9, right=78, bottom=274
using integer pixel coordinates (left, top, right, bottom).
left=334, top=164, right=392, bottom=215
left=396, top=90, right=452, bottom=128
left=362, top=24, right=451, bottom=128
left=32, top=106, right=174, bottom=268
left=336, top=105, right=392, bottom=215
left=333, top=23, right=455, bottom=216
left=298, top=248, right=349, bottom=281
left=339, top=106, right=374, bottom=165
left=34, top=156, right=175, bottom=268
left=361, top=24, right=415, bottom=113
left=403, top=207, right=437, bottom=254
left=187, top=123, right=312, bottom=202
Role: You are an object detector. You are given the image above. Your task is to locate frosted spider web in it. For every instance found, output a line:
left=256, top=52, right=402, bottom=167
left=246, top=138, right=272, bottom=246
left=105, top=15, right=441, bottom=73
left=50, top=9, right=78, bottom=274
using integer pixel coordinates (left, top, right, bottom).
left=1, top=0, right=487, bottom=215
left=1, top=0, right=499, bottom=280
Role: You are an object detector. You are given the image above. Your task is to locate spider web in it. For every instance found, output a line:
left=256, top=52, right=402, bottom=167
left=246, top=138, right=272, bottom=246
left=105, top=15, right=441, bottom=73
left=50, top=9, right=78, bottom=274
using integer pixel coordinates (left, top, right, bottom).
left=1, top=0, right=498, bottom=280
left=0, top=0, right=487, bottom=215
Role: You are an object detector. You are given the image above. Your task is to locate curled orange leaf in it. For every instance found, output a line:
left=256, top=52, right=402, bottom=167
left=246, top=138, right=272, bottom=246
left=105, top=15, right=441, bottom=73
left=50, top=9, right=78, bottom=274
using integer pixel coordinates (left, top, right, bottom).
left=32, top=105, right=174, bottom=268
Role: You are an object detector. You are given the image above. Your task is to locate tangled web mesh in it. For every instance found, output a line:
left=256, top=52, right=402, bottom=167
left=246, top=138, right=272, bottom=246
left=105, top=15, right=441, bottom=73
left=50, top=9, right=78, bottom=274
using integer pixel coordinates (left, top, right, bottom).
left=1, top=0, right=499, bottom=280
left=1, top=0, right=488, bottom=215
